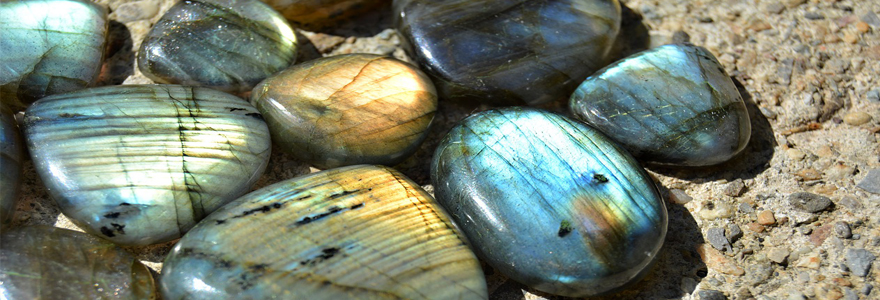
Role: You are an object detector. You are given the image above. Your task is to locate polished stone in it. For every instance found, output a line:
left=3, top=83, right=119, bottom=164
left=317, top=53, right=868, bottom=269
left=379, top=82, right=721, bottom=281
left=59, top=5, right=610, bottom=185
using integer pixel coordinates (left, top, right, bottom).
left=570, top=44, right=751, bottom=166
left=0, top=0, right=107, bottom=110
left=0, top=106, right=23, bottom=228
left=162, top=165, right=486, bottom=300
left=261, top=0, right=386, bottom=31
left=252, top=54, right=437, bottom=169
left=22, top=85, right=271, bottom=245
left=395, top=0, right=621, bottom=105
left=138, top=0, right=297, bottom=94
left=0, top=226, right=156, bottom=299
left=432, top=107, right=667, bottom=297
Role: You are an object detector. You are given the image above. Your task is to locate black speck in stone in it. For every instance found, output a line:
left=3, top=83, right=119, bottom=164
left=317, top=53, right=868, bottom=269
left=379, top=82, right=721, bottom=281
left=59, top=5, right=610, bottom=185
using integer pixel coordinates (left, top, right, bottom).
left=215, top=219, right=226, bottom=225
left=100, top=226, right=115, bottom=237
left=698, top=289, right=727, bottom=300
left=227, top=107, right=246, bottom=112
left=119, top=202, right=131, bottom=206
left=592, top=173, right=609, bottom=183
left=104, top=212, right=121, bottom=219
left=232, top=202, right=285, bottom=219
left=245, top=112, right=264, bottom=120
left=696, top=268, right=708, bottom=278
left=558, top=220, right=573, bottom=237
left=350, top=203, right=365, bottom=209
left=111, top=223, right=126, bottom=234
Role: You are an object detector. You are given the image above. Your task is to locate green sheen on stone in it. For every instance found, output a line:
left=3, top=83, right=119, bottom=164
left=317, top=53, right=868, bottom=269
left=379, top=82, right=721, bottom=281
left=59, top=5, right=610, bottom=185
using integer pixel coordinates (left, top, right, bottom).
left=22, top=85, right=272, bottom=246
left=138, top=0, right=298, bottom=94
left=0, top=0, right=108, bottom=111
left=0, top=226, right=157, bottom=299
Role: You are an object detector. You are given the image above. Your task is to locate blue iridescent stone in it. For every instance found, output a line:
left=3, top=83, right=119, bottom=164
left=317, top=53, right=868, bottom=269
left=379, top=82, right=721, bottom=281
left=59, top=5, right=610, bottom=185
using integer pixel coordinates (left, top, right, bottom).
left=431, top=107, right=667, bottom=297
left=394, top=0, right=621, bottom=105
left=570, top=43, right=751, bottom=166
left=22, top=85, right=271, bottom=245
left=0, top=0, right=108, bottom=110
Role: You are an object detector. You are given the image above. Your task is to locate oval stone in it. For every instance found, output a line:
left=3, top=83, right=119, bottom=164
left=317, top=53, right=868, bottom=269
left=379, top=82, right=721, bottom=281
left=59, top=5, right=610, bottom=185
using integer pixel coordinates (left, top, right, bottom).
left=22, top=85, right=271, bottom=246
left=394, top=0, right=621, bottom=105
left=161, top=165, right=486, bottom=300
left=1, top=106, right=24, bottom=228
left=261, top=0, right=386, bottom=31
left=138, top=0, right=297, bottom=94
left=0, top=0, right=108, bottom=110
left=0, top=226, right=156, bottom=299
left=570, top=43, right=751, bottom=166
left=251, top=54, right=437, bottom=169
left=432, top=108, right=667, bottom=297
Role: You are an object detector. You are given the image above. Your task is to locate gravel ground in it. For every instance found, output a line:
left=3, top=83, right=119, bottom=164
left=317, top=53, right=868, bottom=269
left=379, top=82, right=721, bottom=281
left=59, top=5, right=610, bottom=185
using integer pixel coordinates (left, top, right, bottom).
left=9, top=0, right=880, bottom=299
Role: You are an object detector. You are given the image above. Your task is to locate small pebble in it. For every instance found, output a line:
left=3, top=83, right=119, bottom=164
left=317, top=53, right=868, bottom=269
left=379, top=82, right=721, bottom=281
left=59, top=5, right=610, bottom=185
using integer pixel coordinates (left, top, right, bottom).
left=843, top=112, right=872, bottom=126
left=768, top=248, right=790, bottom=264
left=836, top=195, right=863, bottom=211
left=799, top=227, right=812, bottom=235
left=698, top=289, right=727, bottom=300
left=668, top=189, right=694, bottom=204
left=856, top=169, right=880, bottom=194
left=834, top=222, right=853, bottom=239
left=726, top=224, right=743, bottom=242
left=723, top=179, right=745, bottom=197
left=844, top=248, right=876, bottom=277
left=699, top=203, right=734, bottom=220
left=757, top=210, right=777, bottom=225
left=765, top=3, right=785, bottom=14
left=707, top=227, right=732, bottom=252
left=862, top=12, right=880, bottom=27
left=863, top=284, right=873, bottom=296
left=747, top=222, right=765, bottom=233
left=856, top=21, right=870, bottom=33
left=789, top=192, right=833, bottom=213
left=738, top=202, right=755, bottom=213
left=842, top=287, right=859, bottom=300
left=824, top=163, right=855, bottom=181
left=786, top=148, right=807, bottom=160
left=867, top=89, right=880, bottom=103
left=787, top=291, right=807, bottom=300
left=804, top=12, right=825, bottom=20
left=796, top=168, right=822, bottom=181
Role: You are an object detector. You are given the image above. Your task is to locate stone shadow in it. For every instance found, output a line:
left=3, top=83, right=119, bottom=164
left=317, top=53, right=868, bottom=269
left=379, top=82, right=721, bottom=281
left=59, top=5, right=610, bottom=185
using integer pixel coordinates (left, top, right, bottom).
left=96, top=20, right=134, bottom=86
left=649, top=77, right=778, bottom=182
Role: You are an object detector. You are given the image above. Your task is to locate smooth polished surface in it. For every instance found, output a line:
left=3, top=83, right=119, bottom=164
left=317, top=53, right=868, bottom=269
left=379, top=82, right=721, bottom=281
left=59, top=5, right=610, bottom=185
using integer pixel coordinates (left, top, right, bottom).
left=0, top=226, right=156, bottom=299
left=432, top=108, right=667, bottom=297
left=252, top=54, right=437, bottom=169
left=395, top=0, right=621, bottom=105
left=570, top=44, right=751, bottom=166
left=0, top=0, right=107, bottom=110
left=261, top=0, right=386, bottom=30
left=138, top=0, right=297, bottom=94
left=162, top=165, right=486, bottom=300
left=0, top=106, right=23, bottom=228
left=23, top=85, right=271, bottom=245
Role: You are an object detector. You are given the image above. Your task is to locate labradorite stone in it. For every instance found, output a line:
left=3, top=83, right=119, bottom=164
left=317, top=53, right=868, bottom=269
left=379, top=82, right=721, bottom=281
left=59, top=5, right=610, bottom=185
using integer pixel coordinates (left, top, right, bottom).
left=0, top=226, right=156, bottom=299
left=1, top=106, right=23, bottom=228
left=162, top=165, right=486, bottom=300
left=570, top=44, right=751, bottom=166
left=22, top=85, right=271, bottom=246
left=261, top=0, right=386, bottom=30
left=138, top=0, right=297, bottom=94
left=0, top=0, right=108, bottom=110
left=431, top=108, right=667, bottom=297
left=251, top=54, right=437, bottom=169
left=394, top=0, right=621, bottom=105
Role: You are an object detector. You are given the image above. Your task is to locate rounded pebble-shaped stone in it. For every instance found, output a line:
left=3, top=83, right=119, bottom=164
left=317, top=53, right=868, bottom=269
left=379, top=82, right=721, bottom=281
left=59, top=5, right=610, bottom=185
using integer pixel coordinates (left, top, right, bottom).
left=570, top=43, right=751, bottom=166
left=161, top=165, right=486, bottom=300
left=0, top=226, right=156, bottom=299
left=261, top=0, right=386, bottom=31
left=394, top=0, right=621, bottom=105
left=1, top=106, right=24, bottom=228
left=432, top=107, right=667, bottom=297
left=22, top=85, right=271, bottom=246
left=251, top=54, right=437, bottom=169
left=138, top=0, right=297, bottom=94
left=0, top=0, right=108, bottom=110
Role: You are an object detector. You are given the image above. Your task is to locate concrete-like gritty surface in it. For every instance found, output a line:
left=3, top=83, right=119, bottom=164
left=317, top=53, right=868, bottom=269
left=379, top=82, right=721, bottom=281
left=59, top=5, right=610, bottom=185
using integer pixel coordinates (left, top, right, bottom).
left=8, top=0, right=880, bottom=299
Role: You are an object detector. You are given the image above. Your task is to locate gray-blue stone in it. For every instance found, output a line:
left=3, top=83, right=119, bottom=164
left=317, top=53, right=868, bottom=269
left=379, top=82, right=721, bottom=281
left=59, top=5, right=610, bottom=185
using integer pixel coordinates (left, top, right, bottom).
left=570, top=43, right=750, bottom=166
left=845, top=248, right=876, bottom=277
left=857, top=168, right=880, bottom=194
